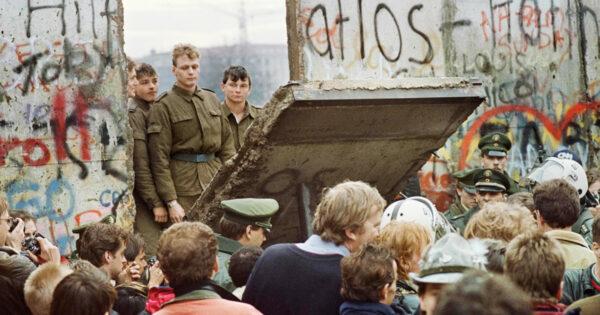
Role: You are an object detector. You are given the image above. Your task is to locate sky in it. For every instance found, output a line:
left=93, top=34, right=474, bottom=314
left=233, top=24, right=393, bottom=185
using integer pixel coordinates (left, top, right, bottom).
left=123, top=0, right=288, bottom=58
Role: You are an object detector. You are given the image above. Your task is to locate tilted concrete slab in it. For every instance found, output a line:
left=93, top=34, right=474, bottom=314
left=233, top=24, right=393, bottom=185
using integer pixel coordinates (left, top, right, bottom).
left=189, top=77, right=484, bottom=245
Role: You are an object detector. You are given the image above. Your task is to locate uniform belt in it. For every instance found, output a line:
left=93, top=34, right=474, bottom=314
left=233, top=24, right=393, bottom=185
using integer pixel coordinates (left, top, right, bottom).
left=171, top=153, right=216, bottom=163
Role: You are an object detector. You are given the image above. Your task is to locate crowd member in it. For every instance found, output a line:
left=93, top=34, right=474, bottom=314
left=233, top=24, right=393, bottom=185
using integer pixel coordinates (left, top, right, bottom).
left=214, top=198, right=279, bottom=291
left=129, top=62, right=167, bottom=256
left=505, top=232, right=567, bottom=314
left=585, top=167, right=600, bottom=218
left=1, top=197, right=25, bottom=254
left=477, top=132, right=520, bottom=194
left=50, top=272, right=117, bottom=315
left=480, top=238, right=507, bottom=274
left=463, top=201, right=536, bottom=242
left=113, top=286, right=147, bottom=315
left=409, top=233, right=487, bottom=315
left=77, top=223, right=131, bottom=282
left=118, top=233, right=164, bottom=294
left=445, top=169, right=478, bottom=232
left=24, top=263, right=72, bottom=315
left=220, top=65, right=262, bottom=151
left=155, top=222, right=261, bottom=314
left=147, top=43, right=235, bottom=220
left=339, top=244, right=397, bottom=315
left=507, top=191, right=535, bottom=213
left=126, top=57, right=137, bottom=98
left=374, top=221, right=432, bottom=314
left=243, top=180, right=385, bottom=315
left=11, top=211, right=37, bottom=238
left=228, top=246, right=264, bottom=299
left=561, top=217, right=600, bottom=305
left=533, top=179, right=595, bottom=269
left=0, top=250, right=36, bottom=315
left=433, top=270, right=531, bottom=315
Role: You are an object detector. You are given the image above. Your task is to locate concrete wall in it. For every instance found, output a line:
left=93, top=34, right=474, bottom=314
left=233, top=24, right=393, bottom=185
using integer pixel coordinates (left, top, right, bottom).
left=0, top=0, right=132, bottom=254
left=291, top=0, right=600, bottom=210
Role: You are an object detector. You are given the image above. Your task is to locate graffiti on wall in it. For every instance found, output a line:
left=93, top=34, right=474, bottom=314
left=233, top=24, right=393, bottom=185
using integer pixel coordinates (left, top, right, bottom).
left=299, top=0, right=600, bottom=210
left=0, top=0, right=132, bottom=254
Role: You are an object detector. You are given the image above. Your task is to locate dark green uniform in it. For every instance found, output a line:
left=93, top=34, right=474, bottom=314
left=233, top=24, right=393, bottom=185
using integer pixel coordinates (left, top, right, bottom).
left=444, top=200, right=471, bottom=234
left=221, top=101, right=262, bottom=151
left=129, top=97, right=166, bottom=256
left=147, top=86, right=236, bottom=212
left=214, top=234, right=243, bottom=292
left=478, top=133, right=520, bottom=195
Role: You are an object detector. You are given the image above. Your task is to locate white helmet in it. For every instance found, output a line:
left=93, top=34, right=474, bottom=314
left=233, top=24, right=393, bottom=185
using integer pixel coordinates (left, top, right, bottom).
left=528, top=157, right=588, bottom=198
left=380, top=196, right=455, bottom=240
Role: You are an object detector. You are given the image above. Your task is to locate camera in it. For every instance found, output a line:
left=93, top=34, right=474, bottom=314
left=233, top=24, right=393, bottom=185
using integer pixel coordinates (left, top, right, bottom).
left=147, top=256, right=157, bottom=267
left=22, top=236, right=41, bottom=255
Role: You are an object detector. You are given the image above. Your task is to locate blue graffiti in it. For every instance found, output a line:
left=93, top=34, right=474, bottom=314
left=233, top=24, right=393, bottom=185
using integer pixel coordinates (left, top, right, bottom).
left=5, top=178, right=75, bottom=222
left=45, top=178, right=75, bottom=222
left=6, top=180, right=42, bottom=217
left=99, top=189, right=122, bottom=207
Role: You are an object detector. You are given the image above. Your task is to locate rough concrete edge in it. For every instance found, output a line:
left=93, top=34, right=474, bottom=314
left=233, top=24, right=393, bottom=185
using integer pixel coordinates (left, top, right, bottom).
left=286, top=0, right=303, bottom=81
left=189, top=84, right=298, bottom=226
left=304, top=77, right=474, bottom=91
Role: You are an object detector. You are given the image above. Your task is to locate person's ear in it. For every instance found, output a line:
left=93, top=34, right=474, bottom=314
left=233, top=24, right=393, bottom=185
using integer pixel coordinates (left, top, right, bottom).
left=245, top=225, right=254, bottom=240
left=502, top=193, right=508, bottom=200
left=344, top=228, right=357, bottom=242
left=103, top=251, right=112, bottom=264
left=557, top=280, right=563, bottom=300
left=171, top=65, right=176, bottom=75
left=213, top=256, right=219, bottom=274
left=220, top=82, right=226, bottom=92
left=380, top=283, right=390, bottom=301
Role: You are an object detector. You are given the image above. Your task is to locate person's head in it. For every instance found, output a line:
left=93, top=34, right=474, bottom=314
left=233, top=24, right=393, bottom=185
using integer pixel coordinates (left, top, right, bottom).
left=24, top=263, right=73, bottom=315
left=77, top=223, right=127, bottom=280
left=587, top=168, right=600, bottom=195
left=221, top=65, right=251, bottom=106
left=68, top=259, right=111, bottom=284
left=474, top=169, right=509, bottom=208
left=134, top=63, right=158, bottom=103
left=533, top=179, right=580, bottom=230
left=218, top=198, right=279, bottom=247
left=11, top=211, right=37, bottom=238
left=456, top=185, right=477, bottom=209
left=480, top=238, right=507, bottom=274
left=341, top=244, right=397, bottom=305
left=592, top=217, right=600, bottom=262
left=504, top=232, right=564, bottom=302
left=0, top=197, right=11, bottom=245
left=507, top=191, right=535, bottom=213
left=478, top=133, right=511, bottom=171
left=157, top=222, right=217, bottom=289
left=463, top=202, right=536, bottom=242
left=228, top=246, right=263, bottom=287
left=126, top=57, right=137, bottom=98
left=113, top=286, right=147, bottom=315
left=433, top=270, right=531, bottom=315
left=374, top=221, right=432, bottom=280
left=0, top=254, right=36, bottom=315
left=171, top=44, right=200, bottom=91
left=312, top=180, right=386, bottom=252
left=50, top=272, right=116, bottom=315
left=452, top=169, right=478, bottom=209
left=123, top=233, right=147, bottom=271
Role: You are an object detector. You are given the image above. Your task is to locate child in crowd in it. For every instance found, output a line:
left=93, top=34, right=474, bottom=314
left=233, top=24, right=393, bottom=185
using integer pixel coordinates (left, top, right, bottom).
left=228, top=246, right=264, bottom=299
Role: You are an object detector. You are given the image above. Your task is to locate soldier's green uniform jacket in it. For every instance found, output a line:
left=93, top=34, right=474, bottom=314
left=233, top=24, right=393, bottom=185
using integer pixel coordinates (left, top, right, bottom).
left=221, top=101, right=262, bottom=151
left=445, top=200, right=471, bottom=233
left=214, top=234, right=242, bottom=292
left=479, top=132, right=521, bottom=194
left=129, top=97, right=164, bottom=209
left=147, top=86, right=236, bottom=204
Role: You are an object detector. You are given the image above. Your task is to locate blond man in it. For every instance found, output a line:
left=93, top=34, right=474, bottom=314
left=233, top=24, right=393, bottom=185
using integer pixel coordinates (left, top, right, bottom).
left=24, top=263, right=73, bottom=315
left=243, top=180, right=386, bottom=315
left=464, top=201, right=537, bottom=242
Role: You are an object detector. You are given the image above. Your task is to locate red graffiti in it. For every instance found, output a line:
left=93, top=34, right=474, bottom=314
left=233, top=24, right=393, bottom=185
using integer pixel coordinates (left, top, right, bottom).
left=0, top=138, right=51, bottom=167
left=418, top=156, right=453, bottom=211
left=459, top=102, right=600, bottom=169
left=73, top=209, right=102, bottom=227
left=52, top=88, right=90, bottom=162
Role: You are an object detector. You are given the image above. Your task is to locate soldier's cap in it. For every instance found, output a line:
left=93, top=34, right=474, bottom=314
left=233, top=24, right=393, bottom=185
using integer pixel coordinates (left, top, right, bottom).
left=221, top=198, right=279, bottom=231
left=552, top=149, right=582, bottom=166
left=72, top=214, right=116, bottom=234
left=452, top=169, right=478, bottom=194
left=474, top=169, right=510, bottom=193
left=478, top=132, right=511, bottom=157
left=410, top=233, right=487, bottom=284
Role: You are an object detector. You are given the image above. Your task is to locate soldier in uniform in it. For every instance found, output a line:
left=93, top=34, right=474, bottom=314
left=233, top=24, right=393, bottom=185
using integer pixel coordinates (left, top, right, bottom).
left=128, top=63, right=166, bottom=256
left=445, top=169, right=478, bottom=232
left=478, top=132, right=520, bottom=194
left=147, top=44, right=236, bottom=221
left=213, top=198, right=279, bottom=292
left=220, top=66, right=262, bottom=151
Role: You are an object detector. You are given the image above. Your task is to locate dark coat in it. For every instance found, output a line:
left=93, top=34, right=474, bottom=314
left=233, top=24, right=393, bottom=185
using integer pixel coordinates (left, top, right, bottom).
left=339, top=301, right=397, bottom=315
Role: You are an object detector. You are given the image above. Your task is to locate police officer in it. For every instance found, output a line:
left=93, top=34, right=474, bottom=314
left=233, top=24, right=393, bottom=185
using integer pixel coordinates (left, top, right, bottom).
left=147, top=44, right=236, bottom=221
left=478, top=132, right=520, bottom=194
left=213, top=198, right=279, bottom=292
left=220, top=66, right=262, bottom=151
left=445, top=169, right=478, bottom=232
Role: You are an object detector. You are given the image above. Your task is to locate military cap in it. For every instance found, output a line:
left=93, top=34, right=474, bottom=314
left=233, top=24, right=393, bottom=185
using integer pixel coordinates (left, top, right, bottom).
left=72, top=214, right=116, bottom=234
left=409, top=233, right=486, bottom=284
left=221, top=198, right=279, bottom=231
left=478, top=133, right=511, bottom=157
left=452, top=169, right=478, bottom=194
left=473, top=169, right=511, bottom=193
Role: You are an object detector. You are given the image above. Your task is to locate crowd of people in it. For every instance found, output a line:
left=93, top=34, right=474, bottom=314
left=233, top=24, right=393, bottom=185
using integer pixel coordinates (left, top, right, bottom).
left=1, top=42, right=600, bottom=315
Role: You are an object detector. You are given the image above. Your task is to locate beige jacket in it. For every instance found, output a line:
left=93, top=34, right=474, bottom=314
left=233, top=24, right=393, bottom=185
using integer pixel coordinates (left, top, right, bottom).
left=546, top=230, right=596, bottom=269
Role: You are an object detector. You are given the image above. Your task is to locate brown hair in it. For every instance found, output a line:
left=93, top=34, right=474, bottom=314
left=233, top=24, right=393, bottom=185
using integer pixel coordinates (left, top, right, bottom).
left=434, top=270, right=531, bottom=315
left=126, top=57, right=136, bottom=72
left=340, top=244, right=395, bottom=303
left=218, top=217, right=261, bottom=241
left=228, top=246, right=263, bottom=287
left=533, top=179, right=580, bottom=228
left=374, top=221, right=432, bottom=280
left=135, top=63, right=157, bottom=80
left=24, top=263, right=73, bottom=315
left=312, top=181, right=386, bottom=245
left=504, top=232, right=564, bottom=302
left=78, top=223, right=127, bottom=268
left=124, top=233, right=145, bottom=262
left=587, top=167, right=600, bottom=186
left=50, top=272, right=116, bottom=315
left=464, top=202, right=536, bottom=242
left=593, top=217, right=600, bottom=244
left=157, top=222, right=217, bottom=288
left=172, top=44, right=200, bottom=66
left=222, top=65, right=251, bottom=86
left=507, top=191, right=535, bottom=212
left=10, top=210, right=35, bottom=222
